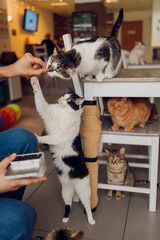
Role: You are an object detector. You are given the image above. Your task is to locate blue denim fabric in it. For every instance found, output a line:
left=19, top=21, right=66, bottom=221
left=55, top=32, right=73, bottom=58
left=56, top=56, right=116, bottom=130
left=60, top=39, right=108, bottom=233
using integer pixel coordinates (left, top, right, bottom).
left=0, top=198, right=37, bottom=240
left=0, top=128, right=39, bottom=239
left=0, top=128, right=39, bottom=161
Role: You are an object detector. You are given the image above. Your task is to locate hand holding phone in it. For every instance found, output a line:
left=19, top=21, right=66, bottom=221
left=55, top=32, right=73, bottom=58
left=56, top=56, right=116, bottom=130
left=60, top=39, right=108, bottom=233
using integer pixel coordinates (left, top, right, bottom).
left=0, top=153, right=47, bottom=194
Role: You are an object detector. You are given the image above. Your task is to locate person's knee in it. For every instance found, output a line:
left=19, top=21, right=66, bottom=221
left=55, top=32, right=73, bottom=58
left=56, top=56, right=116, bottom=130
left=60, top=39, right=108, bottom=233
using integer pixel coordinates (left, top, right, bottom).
left=13, top=128, right=39, bottom=154
left=0, top=198, right=37, bottom=240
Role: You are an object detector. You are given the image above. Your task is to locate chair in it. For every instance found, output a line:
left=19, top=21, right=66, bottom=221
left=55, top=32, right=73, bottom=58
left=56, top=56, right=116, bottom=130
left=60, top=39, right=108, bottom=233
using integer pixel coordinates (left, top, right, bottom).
left=63, top=34, right=160, bottom=212
left=99, top=116, right=159, bottom=212
left=32, top=44, right=48, bottom=61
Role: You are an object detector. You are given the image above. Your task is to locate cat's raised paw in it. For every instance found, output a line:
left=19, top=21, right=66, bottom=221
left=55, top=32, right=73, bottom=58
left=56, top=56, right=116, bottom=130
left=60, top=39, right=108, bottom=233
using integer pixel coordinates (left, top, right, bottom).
left=34, top=133, right=40, bottom=143
left=31, top=76, right=40, bottom=90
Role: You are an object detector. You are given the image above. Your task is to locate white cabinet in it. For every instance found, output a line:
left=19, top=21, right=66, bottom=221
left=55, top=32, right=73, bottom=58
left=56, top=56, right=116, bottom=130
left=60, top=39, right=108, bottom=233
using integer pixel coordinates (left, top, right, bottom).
left=8, top=76, right=22, bottom=101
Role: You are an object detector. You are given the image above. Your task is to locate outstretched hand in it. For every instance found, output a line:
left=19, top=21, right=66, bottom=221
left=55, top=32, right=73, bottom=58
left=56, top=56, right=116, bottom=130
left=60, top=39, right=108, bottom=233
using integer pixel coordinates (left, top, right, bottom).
left=0, top=153, right=47, bottom=194
left=11, top=53, right=46, bottom=77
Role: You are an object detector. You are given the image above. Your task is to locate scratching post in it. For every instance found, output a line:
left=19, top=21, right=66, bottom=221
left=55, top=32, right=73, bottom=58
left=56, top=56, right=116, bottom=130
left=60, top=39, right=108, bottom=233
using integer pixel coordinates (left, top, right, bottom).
left=80, top=101, right=102, bottom=211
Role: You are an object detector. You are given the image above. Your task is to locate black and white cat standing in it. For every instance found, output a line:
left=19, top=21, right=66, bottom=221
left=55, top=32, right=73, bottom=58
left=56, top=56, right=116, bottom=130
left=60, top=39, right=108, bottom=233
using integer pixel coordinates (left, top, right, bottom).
left=30, top=76, right=95, bottom=225
left=46, top=8, right=123, bottom=82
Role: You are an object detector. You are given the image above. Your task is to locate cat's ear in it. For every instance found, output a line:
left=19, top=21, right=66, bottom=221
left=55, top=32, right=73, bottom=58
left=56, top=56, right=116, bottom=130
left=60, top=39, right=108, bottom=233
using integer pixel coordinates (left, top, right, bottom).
left=75, top=98, right=84, bottom=106
left=119, top=147, right=125, bottom=156
left=70, top=231, right=84, bottom=240
left=67, top=49, right=81, bottom=69
left=121, top=97, right=127, bottom=102
left=53, top=45, right=62, bottom=55
left=105, top=149, right=110, bottom=157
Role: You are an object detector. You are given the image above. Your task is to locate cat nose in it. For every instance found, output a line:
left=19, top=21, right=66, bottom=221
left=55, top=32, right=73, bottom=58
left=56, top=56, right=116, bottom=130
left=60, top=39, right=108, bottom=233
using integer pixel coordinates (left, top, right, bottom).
left=47, top=66, right=54, bottom=72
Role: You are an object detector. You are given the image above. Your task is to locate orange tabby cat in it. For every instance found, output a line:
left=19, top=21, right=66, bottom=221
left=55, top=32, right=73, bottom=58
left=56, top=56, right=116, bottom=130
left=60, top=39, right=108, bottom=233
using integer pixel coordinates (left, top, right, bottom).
left=107, top=97, right=152, bottom=132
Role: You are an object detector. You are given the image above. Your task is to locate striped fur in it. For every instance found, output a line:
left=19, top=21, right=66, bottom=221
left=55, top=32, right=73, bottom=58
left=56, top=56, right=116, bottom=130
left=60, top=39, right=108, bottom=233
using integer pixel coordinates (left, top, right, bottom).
left=105, top=148, right=134, bottom=200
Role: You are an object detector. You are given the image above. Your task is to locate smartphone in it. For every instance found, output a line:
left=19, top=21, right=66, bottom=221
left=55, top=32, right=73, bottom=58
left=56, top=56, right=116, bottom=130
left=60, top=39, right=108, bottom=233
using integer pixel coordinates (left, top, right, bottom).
left=5, top=152, right=46, bottom=179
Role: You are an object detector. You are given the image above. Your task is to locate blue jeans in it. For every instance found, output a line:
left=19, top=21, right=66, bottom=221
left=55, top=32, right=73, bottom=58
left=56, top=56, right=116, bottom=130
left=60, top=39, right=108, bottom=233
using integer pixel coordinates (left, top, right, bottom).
left=0, top=128, right=39, bottom=240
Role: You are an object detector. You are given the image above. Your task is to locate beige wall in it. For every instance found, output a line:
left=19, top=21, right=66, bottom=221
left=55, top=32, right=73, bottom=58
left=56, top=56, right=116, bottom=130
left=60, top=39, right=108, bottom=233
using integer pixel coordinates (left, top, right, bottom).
left=114, top=10, right=152, bottom=63
left=152, top=0, right=160, bottom=47
left=0, top=0, right=11, bottom=54
left=6, top=0, right=54, bottom=58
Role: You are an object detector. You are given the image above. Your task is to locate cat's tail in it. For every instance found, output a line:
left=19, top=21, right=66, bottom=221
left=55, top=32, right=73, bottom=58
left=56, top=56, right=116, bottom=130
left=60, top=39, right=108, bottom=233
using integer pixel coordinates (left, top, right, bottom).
left=136, top=180, right=160, bottom=188
left=135, top=180, right=149, bottom=186
left=110, top=8, right=123, bottom=38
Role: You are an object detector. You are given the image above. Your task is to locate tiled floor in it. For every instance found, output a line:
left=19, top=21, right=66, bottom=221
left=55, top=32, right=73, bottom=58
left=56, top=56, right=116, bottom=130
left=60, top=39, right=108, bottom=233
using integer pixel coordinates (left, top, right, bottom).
left=12, top=91, right=160, bottom=240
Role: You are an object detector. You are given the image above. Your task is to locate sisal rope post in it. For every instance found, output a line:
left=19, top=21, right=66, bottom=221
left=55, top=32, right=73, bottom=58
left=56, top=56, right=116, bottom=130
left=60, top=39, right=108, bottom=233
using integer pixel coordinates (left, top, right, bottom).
left=80, top=101, right=102, bottom=210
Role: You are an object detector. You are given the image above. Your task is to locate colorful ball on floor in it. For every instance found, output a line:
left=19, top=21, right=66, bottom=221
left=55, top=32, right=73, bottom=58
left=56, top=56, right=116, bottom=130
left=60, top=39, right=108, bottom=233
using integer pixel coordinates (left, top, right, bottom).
left=0, top=103, right=21, bottom=131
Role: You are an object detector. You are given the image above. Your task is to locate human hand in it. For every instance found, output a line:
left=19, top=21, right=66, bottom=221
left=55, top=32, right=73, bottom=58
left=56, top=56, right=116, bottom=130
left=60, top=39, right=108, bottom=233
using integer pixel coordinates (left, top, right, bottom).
left=10, top=53, right=46, bottom=77
left=0, top=153, right=47, bottom=193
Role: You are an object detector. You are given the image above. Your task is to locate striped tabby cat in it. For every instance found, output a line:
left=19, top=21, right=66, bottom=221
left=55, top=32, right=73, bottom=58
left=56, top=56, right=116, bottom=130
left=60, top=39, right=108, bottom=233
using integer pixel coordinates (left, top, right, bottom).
left=105, top=147, right=134, bottom=200
left=107, top=97, right=152, bottom=132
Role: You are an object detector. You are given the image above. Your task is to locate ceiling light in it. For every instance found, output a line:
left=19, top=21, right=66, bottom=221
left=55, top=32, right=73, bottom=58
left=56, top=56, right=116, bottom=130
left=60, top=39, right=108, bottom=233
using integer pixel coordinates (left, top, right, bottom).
left=106, top=0, right=119, bottom=3
left=50, top=2, right=68, bottom=7
left=8, top=15, right=13, bottom=22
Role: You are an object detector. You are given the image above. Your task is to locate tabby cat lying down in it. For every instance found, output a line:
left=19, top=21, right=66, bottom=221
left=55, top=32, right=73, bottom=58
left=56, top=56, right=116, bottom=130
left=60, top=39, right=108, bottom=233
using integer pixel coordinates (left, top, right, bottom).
left=107, top=97, right=154, bottom=132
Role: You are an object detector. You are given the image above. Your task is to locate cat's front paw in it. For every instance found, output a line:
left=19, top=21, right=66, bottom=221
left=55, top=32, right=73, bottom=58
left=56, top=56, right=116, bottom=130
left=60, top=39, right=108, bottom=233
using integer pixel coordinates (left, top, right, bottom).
left=31, top=76, right=40, bottom=91
left=106, top=194, right=112, bottom=200
left=85, top=75, right=93, bottom=81
left=34, top=133, right=40, bottom=143
left=124, top=125, right=133, bottom=132
left=112, top=125, right=120, bottom=131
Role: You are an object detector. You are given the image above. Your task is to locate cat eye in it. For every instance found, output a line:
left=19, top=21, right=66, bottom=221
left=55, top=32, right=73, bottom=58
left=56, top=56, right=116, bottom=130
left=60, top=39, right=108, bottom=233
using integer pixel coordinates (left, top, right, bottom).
left=66, top=98, right=71, bottom=102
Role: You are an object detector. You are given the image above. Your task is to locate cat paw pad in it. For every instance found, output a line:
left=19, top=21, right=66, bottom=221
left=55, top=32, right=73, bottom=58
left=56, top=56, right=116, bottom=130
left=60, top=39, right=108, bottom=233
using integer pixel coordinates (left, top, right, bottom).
left=31, top=76, right=39, bottom=89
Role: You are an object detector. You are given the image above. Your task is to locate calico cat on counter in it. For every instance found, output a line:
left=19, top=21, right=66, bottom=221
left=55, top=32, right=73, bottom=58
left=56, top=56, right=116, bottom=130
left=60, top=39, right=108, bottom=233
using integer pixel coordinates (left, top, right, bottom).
left=30, top=76, right=95, bottom=225
left=46, top=8, right=123, bottom=82
left=107, top=97, right=153, bottom=132
left=105, top=147, right=134, bottom=200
